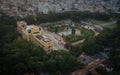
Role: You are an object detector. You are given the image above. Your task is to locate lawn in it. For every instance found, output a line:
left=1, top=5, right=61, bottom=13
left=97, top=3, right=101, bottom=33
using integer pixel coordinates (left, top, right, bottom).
left=79, top=27, right=94, bottom=39
left=104, top=24, right=116, bottom=29
left=64, top=27, right=95, bottom=43
left=65, top=35, right=83, bottom=43
left=90, top=19, right=107, bottom=25
left=46, top=25, right=66, bottom=33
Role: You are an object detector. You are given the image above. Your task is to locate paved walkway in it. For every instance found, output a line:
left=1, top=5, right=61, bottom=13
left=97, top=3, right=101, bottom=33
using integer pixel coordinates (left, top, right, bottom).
left=72, top=39, right=85, bottom=46
left=44, top=30, right=68, bottom=51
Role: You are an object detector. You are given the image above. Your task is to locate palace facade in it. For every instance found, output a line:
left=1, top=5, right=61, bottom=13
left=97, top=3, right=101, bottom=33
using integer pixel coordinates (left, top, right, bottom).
left=17, top=21, right=54, bottom=51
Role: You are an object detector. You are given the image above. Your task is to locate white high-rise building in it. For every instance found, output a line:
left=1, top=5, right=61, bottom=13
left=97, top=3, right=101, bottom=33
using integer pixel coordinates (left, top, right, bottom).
left=38, top=2, right=62, bottom=14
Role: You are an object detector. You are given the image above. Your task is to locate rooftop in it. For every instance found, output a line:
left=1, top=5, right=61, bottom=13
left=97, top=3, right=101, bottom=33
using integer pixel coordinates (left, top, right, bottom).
left=19, top=21, right=27, bottom=25
left=22, top=25, right=40, bottom=33
left=36, top=35, right=51, bottom=43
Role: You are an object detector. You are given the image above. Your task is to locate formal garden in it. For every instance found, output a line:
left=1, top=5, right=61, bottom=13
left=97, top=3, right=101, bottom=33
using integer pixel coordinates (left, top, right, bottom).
left=44, top=23, right=95, bottom=44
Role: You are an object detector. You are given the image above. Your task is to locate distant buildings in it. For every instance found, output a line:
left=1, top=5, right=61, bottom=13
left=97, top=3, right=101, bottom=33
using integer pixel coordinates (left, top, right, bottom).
left=17, top=21, right=54, bottom=51
left=0, top=0, right=120, bottom=16
left=38, top=2, right=62, bottom=14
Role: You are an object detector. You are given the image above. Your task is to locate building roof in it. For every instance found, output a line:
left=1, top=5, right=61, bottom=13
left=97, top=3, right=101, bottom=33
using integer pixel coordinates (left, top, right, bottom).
left=23, top=25, right=40, bottom=33
left=19, top=21, right=27, bottom=25
left=36, top=35, right=51, bottom=43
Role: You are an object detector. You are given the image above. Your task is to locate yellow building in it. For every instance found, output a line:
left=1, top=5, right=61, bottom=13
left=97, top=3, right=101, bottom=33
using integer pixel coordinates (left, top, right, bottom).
left=17, top=21, right=54, bottom=51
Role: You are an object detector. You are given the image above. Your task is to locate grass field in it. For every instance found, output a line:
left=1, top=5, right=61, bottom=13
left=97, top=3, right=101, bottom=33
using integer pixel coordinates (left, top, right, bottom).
left=90, top=19, right=107, bottom=25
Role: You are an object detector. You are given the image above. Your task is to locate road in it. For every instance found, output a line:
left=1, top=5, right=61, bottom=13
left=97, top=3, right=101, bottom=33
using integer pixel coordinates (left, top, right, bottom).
left=81, top=21, right=117, bottom=27
left=81, top=21, right=117, bottom=37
